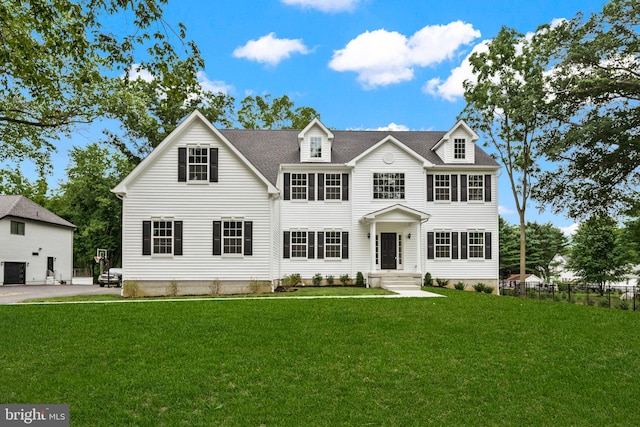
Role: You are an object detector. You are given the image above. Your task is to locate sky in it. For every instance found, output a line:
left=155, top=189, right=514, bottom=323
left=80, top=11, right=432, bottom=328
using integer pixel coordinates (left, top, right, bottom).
left=43, top=0, right=610, bottom=234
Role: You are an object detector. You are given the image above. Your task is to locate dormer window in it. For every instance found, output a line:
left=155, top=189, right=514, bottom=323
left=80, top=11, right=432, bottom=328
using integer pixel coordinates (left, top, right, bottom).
left=454, top=138, right=465, bottom=159
left=310, top=137, right=322, bottom=159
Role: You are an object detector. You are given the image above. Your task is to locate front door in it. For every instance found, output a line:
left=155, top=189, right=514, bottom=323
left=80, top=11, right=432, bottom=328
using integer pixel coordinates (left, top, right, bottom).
left=47, top=257, right=54, bottom=275
left=4, top=262, right=26, bottom=285
left=380, top=233, right=397, bottom=270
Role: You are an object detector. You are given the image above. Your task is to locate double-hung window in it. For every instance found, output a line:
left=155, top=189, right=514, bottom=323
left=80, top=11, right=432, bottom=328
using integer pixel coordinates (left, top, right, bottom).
left=435, top=231, right=451, bottom=259
left=468, top=232, right=485, bottom=259
left=373, top=173, right=405, bottom=199
left=325, top=231, right=342, bottom=259
left=188, top=147, right=208, bottom=181
left=454, top=138, right=466, bottom=159
left=325, top=173, right=342, bottom=200
left=153, top=220, right=173, bottom=254
left=310, top=137, right=322, bottom=159
left=434, top=175, right=450, bottom=201
left=291, top=173, right=307, bottom=200
left=291, top=231, right=307, bottom=258
left=468, top=175, right=484, bottom=201
left=223, top=221, right=243, bottom=254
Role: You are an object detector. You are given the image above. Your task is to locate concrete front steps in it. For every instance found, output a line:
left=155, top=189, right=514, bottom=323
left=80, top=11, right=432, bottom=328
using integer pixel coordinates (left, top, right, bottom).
left=368, top=273, right=423, bottom=292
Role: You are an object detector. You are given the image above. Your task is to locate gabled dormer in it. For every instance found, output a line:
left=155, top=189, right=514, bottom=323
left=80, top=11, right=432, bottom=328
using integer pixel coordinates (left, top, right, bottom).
left=432, top=120, right=479, bottom=164
left=298, top=118, right=334, bottom=163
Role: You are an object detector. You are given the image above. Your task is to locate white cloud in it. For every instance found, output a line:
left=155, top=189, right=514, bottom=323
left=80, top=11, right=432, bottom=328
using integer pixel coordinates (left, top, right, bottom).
left=281, top=0, right=362, bottom=12
left=376, top=122, right=410, bottom=131
left=423, top=40, right=489, bottom=101
left=197, top=71, right=233, bottom=94
left=561, top=223, right=580, bottom=236
left=126, top=64, right=154, bottom=82
left=498, top=205, right=516, bottom=215
left=329, top=21, right=480, bottom=89
left=233, top=33, right=309, bottom=66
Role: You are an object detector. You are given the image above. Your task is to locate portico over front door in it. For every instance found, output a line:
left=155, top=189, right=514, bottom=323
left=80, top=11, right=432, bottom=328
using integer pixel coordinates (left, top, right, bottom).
left=380, top=232, right=397, bottom=270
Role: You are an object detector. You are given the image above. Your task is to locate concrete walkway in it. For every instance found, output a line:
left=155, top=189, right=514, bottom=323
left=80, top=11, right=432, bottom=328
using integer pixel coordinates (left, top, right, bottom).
left=0, top=284, right=444, bottom=305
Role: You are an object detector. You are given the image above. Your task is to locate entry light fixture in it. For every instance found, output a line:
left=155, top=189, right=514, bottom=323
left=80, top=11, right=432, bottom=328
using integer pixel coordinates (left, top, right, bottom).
left=407, top=233, right=411, bottom=239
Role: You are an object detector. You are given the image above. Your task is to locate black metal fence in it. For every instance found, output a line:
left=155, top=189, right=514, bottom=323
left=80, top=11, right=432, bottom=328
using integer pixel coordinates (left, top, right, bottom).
left=499, top=281, right=640, bottom=311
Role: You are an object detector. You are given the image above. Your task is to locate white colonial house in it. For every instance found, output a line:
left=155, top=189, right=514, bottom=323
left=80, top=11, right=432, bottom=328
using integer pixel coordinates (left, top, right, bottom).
left=0, top=195, right=75, bottom=285
left=112, top=110, right=500, bottom=296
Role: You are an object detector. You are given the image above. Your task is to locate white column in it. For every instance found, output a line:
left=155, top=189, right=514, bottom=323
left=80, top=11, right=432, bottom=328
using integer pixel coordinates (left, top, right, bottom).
left=416, top=221, right=422, bottom=275
left=369, top=222, right=377, bottom=274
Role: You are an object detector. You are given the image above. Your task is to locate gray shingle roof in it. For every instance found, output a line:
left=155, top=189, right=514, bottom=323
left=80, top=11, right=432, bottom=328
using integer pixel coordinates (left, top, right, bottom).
left=219, top=129, right=499, bottom=185
left=0, top=195, right=75, bottom=229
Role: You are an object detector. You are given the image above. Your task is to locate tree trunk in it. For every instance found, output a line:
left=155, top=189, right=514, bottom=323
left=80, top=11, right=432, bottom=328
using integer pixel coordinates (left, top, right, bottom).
left=519, top=210, right=527, bottom=297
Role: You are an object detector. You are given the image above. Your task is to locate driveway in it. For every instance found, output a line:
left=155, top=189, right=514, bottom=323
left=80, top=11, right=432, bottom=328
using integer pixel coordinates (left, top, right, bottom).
left=0, top=285, right=121, bottom=304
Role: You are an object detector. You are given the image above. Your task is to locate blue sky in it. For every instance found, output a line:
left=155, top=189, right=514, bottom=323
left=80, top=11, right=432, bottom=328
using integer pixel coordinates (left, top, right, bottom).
left=48, top=0, right=609, bottom=233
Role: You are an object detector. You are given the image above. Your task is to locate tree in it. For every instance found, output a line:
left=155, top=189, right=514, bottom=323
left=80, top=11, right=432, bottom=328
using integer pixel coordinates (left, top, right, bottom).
left=568, top=216, right=631, bottom=295
left=525, top=222, right=568, bottom=281
left=237, top=95, right=319, bottom=130
left=462, top=27, right=549, bottom=296
left=0, top=0, right=199, bottom=170
left=0, top=169, right=49, bottom=207
left=499, top=217, right=520, bottom=279
left=535, top=0, right=640, bottom=218
left=47, top=144, right=134, bottom=270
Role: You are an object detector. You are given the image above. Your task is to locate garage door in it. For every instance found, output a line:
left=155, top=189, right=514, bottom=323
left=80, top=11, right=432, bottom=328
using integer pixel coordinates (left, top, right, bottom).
left=4, top=262, right=26, bottom=285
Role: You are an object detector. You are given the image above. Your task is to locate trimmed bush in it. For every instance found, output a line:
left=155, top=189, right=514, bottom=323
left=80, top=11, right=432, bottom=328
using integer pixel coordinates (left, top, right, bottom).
left=436, top=278, right=449, bottom=288
left=355, top=272, right=365, bottom=287
left=326, top=275, right=335, bottom=286
left=473, top=283, right=486, bottom=293
left=454, top=282, right=466, bottom=291
left=483, top=286, right=494, bottom=294
left=340, top=274, right=350, bottom=286
left=312, top=273, right=323, bottom=287
left=423, top=272, right=433, bottom=287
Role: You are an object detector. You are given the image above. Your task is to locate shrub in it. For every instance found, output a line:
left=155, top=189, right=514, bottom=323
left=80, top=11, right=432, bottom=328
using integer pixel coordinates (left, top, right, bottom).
left=483, top=286, right=494, bottom=294
left=282, top=274, right=301, bottom=289
left=435, top=278, right=449, bottom=288
left=618, top=300, right=630, bottom=311
left=557, top=283, right=568, bottom=292
left=340, top=274, right=350, bottom=286
left=454, top=282, right=466, bottom=291
left=312, top=273, right=323, bottom=287
left=355, top=272, right=365, bottom=287
left=423, top=272, right=433, bottom=287
left=473, top=283, right=486, bottom=293
left=326, top=275, right=335, bottom=286
left=249, top=277, right=260, bottom=294
left=598, top=299, right=609, bottom=308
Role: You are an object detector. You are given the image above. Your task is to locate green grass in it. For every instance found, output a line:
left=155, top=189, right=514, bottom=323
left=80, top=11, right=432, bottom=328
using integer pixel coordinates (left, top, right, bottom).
left=2, top=288, right=640, bottom=425
left=21, top=286, right=394, bottom=303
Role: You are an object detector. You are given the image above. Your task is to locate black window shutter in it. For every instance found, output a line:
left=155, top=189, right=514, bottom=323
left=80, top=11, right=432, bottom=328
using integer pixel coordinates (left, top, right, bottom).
left=460, top=175, right=467, bottom=202
left=461, top=232, right=468, bottom=260
left=308, top=231, right=315, bottom=259
left=485, top=232, right=492, bottom=259
left=244, top=221, right=253, bottom=256
left=342, top=173, right=349, bottom=201
left=308, top=173, right=315, bottom=201
left=283, top=231, right=290, bottom=259
left=178, top=147, right=187, bottom=182
left=427, top=232, right=434, bottom=259
left=142, top=221, right=151, bottom=255
left=342, top=231, right=349, bottom=259
left=451, top=232, right=458, bottom=259
left=284, top=173, right=290, bottom=200
left=174, top=221, right=183, bottom=256
left=213, top=221, right=221, bottom=255
left=484, top=175, right=492, bottom=202
left=318, top=173, right=325, bottom=201
left=210, top=148, right=218, bottom=183
left=451, top=175, right=458, bottom=202
left=427, top=174, right=434, bottom=202
left=317, top=232, right=324, bottom=259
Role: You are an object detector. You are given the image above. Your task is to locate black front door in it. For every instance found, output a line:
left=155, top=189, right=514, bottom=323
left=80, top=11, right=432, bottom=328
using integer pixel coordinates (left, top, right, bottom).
left=4, top=262, right=26, bottom=284
left=47, top=257, right=54, bottom=275
left=380, top=233, right=397, bottom=270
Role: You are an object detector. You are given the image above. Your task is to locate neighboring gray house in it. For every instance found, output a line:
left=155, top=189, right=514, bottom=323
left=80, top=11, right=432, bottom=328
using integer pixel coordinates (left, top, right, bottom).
left=0, top=195, right=75, bottom=285
left=113, top=111, right=500, bottom=296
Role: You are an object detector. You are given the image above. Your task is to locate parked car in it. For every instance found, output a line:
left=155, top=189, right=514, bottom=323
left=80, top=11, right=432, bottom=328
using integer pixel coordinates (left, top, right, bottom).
left=98, top=268, right=123, bottom=287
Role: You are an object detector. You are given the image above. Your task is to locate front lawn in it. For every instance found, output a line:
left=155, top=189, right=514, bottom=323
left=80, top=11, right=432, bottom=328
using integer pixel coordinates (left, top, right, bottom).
left=1, top=288, right=639, bottom=425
